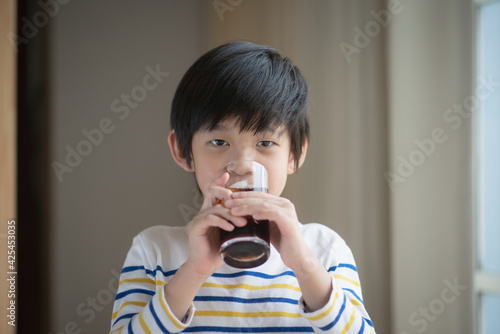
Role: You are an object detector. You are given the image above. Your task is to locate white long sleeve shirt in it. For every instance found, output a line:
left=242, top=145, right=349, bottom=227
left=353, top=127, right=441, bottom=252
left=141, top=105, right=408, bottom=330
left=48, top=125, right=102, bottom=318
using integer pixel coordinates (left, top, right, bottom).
left=110, top=223, right=375, bottom=333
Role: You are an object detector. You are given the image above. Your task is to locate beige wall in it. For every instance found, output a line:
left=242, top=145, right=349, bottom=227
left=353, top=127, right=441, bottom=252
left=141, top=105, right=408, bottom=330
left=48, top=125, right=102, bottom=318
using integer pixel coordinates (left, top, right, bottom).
left=0, top=0, right=17, bottom=333
left=388, top=0, right=474, bottom=333
left=48, top=1, right=205, bottom=331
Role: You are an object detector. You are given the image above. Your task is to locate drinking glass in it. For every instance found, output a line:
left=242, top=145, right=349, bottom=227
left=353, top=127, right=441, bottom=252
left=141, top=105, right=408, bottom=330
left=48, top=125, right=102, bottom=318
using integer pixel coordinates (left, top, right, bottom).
left=218, top=160, right=270, bottom=268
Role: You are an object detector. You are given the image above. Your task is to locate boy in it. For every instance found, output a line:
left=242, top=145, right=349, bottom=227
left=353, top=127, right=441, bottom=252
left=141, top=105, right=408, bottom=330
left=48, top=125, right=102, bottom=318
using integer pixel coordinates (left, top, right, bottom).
left=110, top=41, right=375, bottom=333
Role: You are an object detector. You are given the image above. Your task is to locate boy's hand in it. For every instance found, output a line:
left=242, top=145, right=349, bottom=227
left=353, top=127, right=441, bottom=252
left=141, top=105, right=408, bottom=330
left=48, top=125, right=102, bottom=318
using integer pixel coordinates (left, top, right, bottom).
left=184, top=173, right=247, bottom=277
left=223, top=192, right=333, bottom=312
left=223, top=192, right=314, bottom=272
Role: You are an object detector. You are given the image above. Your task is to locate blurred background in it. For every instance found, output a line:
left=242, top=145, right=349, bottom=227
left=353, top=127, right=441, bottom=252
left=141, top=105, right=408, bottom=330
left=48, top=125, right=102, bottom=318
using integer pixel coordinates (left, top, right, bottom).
left=2, top=0, right=500, bottom=333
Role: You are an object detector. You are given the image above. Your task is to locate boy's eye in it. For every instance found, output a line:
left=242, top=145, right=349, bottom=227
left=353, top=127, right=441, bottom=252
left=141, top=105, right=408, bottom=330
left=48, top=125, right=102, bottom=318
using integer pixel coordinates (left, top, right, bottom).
left=258, top=141, right=274, bottom=148
left=210, top=139, right=228, bottom=146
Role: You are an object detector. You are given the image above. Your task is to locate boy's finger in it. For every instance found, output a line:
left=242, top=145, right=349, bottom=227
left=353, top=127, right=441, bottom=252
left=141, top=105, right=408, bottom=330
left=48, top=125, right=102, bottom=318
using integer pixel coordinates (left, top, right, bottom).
left=227, top=201, right=287, bottom=223
left=209, top=187, right=233, bottom=206
left=202, top=172, right=229, bottom=196
left=211, top=205, right=247, bottom=227
left=200, top=174, right=232, bottom=208
left=206, top=215, right=236, bottom=232
left=231, top=191, right=272, bottom=199
left=224, top=197, right=280, bottom=210
left=190, top=215, right=235, bottom=235
left=214, top=171, right=230, bottom=187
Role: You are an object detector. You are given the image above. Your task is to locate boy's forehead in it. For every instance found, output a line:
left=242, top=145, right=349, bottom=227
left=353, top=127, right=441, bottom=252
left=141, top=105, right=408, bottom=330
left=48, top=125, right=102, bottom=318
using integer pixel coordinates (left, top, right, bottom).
left=201, top=119, right=288, bottom=137
left=203, top=120, right=233, bottom=132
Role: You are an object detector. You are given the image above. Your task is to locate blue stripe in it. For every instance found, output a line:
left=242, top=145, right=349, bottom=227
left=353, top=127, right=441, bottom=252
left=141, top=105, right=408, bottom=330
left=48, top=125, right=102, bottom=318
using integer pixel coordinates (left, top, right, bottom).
left=121, top=266, right=145, bottom=274
left=121, top=266, right=299, bottom=280
left=212, top=271, right=296, bottom=279
left=343, top=288, right=364, bottom=304
left=122, top=263, right=357, bottom=279
left=194, top=296, right=298, bottom=305
left=122, top=265, right=177, bottom=277
left=363, top=318, right=374, bottom=328
left=127, top=319, right=134, bottom=334
left=327, top=263, right=357, bottom=273
left=357, top=317, right=366, bottom=334
left=115, top=288, right=155, bottom=300
left=112, top=312, right=136, bottom=327
left=153, top=267, right=177, bottom=277
left=183, top=326, right=314, bottom=333
left=149, top=301, right=171, bottom=333
left=320, top=294, right=347, bottom=331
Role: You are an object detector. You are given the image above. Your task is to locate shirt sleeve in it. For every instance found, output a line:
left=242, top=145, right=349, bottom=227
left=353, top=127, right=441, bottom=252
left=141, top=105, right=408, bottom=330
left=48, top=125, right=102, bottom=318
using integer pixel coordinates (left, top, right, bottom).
left=298, top=224, right=376, bottom=333
left=109, top=234, right=195, bottom=334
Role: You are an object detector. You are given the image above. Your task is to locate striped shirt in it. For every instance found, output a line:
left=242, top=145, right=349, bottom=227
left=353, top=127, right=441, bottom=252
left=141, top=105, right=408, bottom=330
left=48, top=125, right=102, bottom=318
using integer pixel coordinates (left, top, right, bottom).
left=110, top=223, right=375, bottom=333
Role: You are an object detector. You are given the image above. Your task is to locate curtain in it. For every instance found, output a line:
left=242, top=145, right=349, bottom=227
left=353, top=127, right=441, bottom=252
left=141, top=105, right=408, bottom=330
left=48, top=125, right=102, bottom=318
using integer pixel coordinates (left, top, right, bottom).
left=387, top=1, right=473, bottom=333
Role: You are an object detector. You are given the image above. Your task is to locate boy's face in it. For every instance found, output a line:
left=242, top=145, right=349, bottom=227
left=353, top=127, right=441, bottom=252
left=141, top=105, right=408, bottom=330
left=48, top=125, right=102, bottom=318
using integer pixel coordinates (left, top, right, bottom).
left=171, top=119, right=302, bottom=197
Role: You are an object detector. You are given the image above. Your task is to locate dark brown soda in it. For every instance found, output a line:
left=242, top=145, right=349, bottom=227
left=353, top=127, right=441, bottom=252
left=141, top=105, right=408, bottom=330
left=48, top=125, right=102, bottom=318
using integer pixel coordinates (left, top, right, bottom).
left=219, top=188, right=270, bottom=268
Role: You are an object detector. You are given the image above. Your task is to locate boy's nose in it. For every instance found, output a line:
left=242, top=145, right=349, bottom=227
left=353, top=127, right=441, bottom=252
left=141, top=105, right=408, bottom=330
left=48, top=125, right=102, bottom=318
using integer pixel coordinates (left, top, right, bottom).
left=226, top=160, right=254, bottom=176
left=230, top=147, right=256, bottom=162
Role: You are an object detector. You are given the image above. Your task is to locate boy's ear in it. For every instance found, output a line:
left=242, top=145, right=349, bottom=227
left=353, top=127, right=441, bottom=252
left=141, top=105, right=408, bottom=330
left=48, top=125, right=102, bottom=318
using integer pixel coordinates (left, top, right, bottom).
left=287, top=138, right=308, bottom=174
left=168, top=129, right=194, bottom=172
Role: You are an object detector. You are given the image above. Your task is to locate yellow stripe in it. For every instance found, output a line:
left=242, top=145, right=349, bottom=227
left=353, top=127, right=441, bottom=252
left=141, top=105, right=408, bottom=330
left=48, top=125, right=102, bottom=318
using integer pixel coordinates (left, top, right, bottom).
left=159, top=286, right=186, bottom=330
left=119, top=278, right=163, bottom=286
left=334, top=275, right=361, bottom=287
left=340, top=308, right=356, bottom=334
left=304, top=282, right=339, bottom=321
left=112, top=301, right=148, bottom=320
left=195, top=310, right=301, bottom=318
left=109, top=326, right=124, bottom=334
left=202, top=282, right=301, bottom=292
left=350, top=299, right=362, bottom=306
left=139, top=311, right=152, bottom=334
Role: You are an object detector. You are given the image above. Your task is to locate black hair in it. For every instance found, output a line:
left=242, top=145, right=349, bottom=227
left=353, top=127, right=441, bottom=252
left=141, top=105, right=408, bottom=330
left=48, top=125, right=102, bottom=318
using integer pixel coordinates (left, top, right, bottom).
left=170, top=41, right=309, bottom=169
